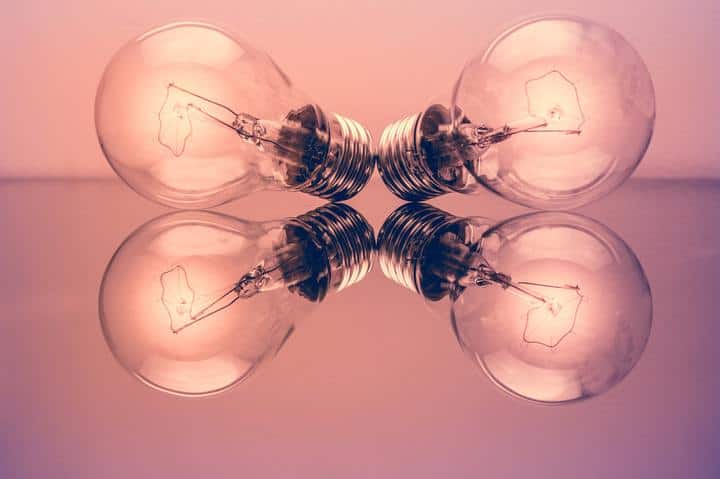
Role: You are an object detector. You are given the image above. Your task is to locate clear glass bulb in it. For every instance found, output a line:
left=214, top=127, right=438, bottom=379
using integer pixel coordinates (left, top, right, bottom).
left=378, top=203, right=652, bottom=404
left=99, top=204, right=374, bottom=396
left=95, top=22, right=374, bottom=208
left=377, top=15, right=655, bottom=209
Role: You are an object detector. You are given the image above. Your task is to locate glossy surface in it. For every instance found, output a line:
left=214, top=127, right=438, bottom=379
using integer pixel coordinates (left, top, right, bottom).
left=1, top=178, right=719, bottom=477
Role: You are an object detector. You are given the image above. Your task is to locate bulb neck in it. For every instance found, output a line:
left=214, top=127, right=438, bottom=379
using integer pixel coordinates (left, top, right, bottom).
left=377, top=109, right=449, bottom=201
left=298, top=110, right=375, bottom=201
left=290, top=203, right=375, bottom=301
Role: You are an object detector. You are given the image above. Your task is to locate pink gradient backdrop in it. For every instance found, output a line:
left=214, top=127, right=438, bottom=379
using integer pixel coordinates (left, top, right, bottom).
left=1, top=0, right=718, bottom=178
left=1, top=1, right=720, bottom=478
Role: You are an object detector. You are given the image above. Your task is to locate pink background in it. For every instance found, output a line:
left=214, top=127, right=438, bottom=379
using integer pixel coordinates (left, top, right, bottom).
left=1, top=0, right=718, bottom=178
left=1, top=2, right=719, bottom=478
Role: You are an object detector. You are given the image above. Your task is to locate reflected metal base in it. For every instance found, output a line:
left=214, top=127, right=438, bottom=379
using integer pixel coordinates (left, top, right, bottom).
left=377, top=203, right=456, bottom=295
left=295, top=203, right=376, bottom=295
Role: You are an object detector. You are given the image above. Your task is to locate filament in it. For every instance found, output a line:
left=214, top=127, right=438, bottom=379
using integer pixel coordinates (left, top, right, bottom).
left=470, top=264, right=584, bottom=348
left=523, top=69, right=585, bottom=134
left=521, top=283, right=584, bottom=348
left=157, top=82, right=293, bottom=156
left=159, top=264, right=279, bottom=334
left=167, top=82, right=240, bottom=116
left=460, top=69, right=585, bottom=151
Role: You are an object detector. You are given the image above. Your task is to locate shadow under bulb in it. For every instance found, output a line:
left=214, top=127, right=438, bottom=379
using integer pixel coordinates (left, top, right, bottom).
left=99, top=204, right=375, bottom=396
left=378, top=15, right=655, bottom=209
left=378, top=203, right=652, bottom=403
left=95, top=22, right=374, bottom=209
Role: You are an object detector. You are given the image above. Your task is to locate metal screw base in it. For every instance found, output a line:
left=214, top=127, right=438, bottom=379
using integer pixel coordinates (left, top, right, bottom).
left=299, top=113, right=375, bottom=201
left=377, top=112, right=448, bottom=201
left=295, top=203, right=376, bottom=296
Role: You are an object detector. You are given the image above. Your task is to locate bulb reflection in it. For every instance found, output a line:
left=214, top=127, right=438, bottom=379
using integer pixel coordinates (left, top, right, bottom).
left=378, top=203, right=652, bottom=404
left=99, top=203, right=375, bottom=396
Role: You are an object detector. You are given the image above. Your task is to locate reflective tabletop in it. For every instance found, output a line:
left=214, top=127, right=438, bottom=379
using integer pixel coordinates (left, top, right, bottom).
left=1, top=178, right=718, bottom=478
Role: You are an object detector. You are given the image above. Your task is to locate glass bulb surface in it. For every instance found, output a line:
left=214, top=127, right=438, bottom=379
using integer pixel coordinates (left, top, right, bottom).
left=451, top=212, right=652, bottom=403
left=99, top=203, right=377, bottom=397
left=100, top=211, right=317, bottom=396
left=95, top=22, right=374, bottom=208
left=448, top=15, right=655, bottom=209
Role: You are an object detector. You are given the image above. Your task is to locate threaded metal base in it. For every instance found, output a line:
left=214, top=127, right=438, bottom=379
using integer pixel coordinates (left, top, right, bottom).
left=299, top=113, right=375, bottom=201
left=377, top=203, right=457, bottom=294
left=295, top=203, right=375, bottom=295
left=377, top=113, right=447, bottom=201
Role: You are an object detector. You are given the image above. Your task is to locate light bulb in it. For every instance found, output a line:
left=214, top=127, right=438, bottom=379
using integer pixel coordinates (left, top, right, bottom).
left=378, top=203, right=652, bottom=403
left=378, top=15, right=655, bottom=209
left=95, top=22, right=374, bottom=208
left=99, top=203, right=375, bottom=396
